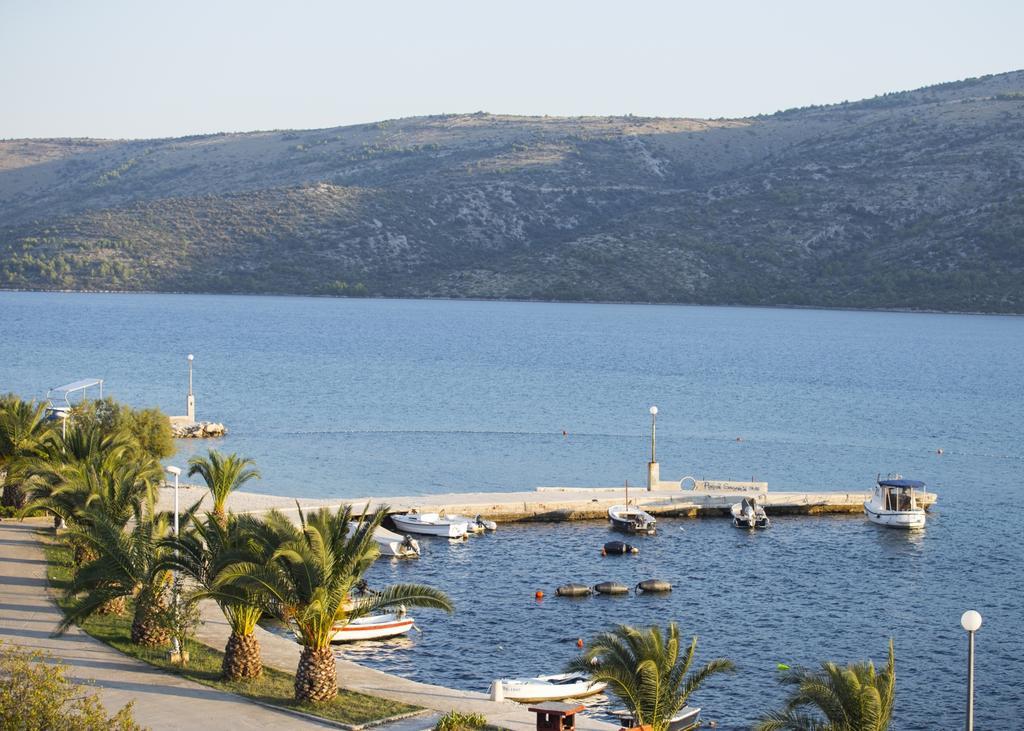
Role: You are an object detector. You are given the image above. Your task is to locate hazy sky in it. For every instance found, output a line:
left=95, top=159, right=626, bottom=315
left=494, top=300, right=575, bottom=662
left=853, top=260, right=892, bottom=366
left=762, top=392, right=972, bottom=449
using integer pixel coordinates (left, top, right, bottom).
left=2, top=0, right=1022, bottom=139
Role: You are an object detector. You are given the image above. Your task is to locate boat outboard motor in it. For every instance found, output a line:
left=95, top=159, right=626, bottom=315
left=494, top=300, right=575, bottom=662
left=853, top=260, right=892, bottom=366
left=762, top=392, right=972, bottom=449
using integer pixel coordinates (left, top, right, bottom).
left=636, top=579, right=672, bottom=593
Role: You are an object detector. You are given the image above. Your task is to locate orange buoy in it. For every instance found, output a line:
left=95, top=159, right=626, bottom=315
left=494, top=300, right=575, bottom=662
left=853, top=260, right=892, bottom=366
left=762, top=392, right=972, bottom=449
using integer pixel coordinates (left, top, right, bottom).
left=535, top=590, right=544, bottom=600
left=576, top=638, right=584, bottom=649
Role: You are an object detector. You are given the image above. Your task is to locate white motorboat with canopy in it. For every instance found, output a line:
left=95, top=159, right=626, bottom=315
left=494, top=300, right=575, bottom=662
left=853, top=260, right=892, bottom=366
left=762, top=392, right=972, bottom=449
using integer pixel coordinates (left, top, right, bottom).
left=44, top=378, right=104, bottom=419
left=490, top=672, right=607, bottom=703
left=864, top=477, right=927, bottom=529
left=608, top=505, right=657, bottom=534
left=391, top=511, right=469, bottom=538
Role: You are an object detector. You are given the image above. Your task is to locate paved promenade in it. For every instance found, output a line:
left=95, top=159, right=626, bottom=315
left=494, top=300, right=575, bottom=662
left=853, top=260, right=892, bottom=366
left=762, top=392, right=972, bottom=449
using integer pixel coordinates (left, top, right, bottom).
left=0, top=518, right=614, bottom=730
left=0, top=518, right=349, bottom=730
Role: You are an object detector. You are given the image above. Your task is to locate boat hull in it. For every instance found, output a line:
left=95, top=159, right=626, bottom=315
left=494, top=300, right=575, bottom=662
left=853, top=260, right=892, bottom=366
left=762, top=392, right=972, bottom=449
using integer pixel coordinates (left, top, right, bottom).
left=391, top=514, right=468, bottom=538
left=328, top=614, right=415, bottom=642
left=864, top=503, right=926, bottom=529
left=494, top=673, right=607, bottom=703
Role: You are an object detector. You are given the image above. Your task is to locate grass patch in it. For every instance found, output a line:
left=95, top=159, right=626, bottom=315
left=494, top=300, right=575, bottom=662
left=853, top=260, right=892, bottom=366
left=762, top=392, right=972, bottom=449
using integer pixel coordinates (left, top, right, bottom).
left=43, top=538, right=421, bottom=726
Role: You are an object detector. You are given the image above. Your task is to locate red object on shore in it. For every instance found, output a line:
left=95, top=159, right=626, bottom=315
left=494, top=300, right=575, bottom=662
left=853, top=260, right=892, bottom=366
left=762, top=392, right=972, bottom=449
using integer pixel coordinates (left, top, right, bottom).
left=528, top=702, right=585, bottom=731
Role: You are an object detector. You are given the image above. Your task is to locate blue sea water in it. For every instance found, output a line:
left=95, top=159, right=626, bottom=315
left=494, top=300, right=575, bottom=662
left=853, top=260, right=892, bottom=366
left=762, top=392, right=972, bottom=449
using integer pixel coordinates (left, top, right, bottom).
left=1, top=291, right=1021, bottom=728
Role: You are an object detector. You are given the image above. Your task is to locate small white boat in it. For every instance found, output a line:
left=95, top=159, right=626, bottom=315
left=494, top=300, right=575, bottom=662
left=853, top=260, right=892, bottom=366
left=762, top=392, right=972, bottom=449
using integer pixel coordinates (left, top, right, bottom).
left=864, top=477, right=927, bottom=530
left=348, top=523, right=420, bottom=558
left=448, top=514, right=497, bottom=533
left=391, top=511, right=469, bottom=538
left=608, top=505, right=657, bottom=535
left=610, top=705, right=701, bottom=731
left=328, top=611, right=415, bottom=642
left=731, top=497, right=770, bottom=529
left=491, top=672, right=607, bottom=703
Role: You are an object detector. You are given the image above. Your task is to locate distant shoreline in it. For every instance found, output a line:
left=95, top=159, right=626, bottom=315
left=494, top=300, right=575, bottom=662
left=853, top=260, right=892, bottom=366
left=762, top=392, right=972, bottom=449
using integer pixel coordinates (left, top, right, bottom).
left=2, top=286, right=1020, bottom=318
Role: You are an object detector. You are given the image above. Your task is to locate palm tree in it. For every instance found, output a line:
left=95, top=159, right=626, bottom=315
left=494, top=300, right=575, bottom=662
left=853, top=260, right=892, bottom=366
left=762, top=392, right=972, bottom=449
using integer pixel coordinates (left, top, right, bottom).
left=0, top=398, right=53, bottom=509
left=162, top=513, right=276, bottom=680
left=755, top=641, right=896, bottom=731
left=222, top=504, right=453, bottom=703
left=567, top=623, right=734, bottom=731
left=187, top=450, right=260, bottom=526
left=58, top=499, right=175, bottom=646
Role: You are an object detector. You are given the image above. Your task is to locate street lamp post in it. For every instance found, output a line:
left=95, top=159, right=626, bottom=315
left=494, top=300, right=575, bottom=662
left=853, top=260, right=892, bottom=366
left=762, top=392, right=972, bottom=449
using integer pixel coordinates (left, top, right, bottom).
left=961, top=610, right=982, bottom=731
left=647, top=405, right=660, bottom=491
left=165, top=465, right=182, bottom=656
left=186, top=354, right=195, bottom=422
left=649, top=405, right=658, bottom=462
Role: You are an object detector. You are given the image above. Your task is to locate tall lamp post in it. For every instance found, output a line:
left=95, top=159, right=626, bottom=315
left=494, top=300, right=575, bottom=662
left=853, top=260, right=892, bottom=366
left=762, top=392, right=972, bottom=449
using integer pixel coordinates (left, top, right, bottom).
left=647, top=405, right=659, bottom=491
left=186, top=354, right=195, bottom=422
left=165, top=465, right=182, bottom=657
left=961, top=610, right=982, bottom=731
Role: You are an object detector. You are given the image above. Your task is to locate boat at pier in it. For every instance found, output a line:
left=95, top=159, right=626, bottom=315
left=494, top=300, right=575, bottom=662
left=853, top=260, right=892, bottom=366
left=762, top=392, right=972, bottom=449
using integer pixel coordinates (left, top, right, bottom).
left=864, top=477, right=927, bottom=529
left=391, top=511, right=469, bottom=538
left=610, top=706, right=701, bottom=731
left=490, top=672, right=606, bottom=703
left=447, top=514, right=497, bottom=533
left=731, top=497, right=770, bottom=529
left=348, top=523, right=421, bottom=558
left=608, top=505, right=657, bottom=534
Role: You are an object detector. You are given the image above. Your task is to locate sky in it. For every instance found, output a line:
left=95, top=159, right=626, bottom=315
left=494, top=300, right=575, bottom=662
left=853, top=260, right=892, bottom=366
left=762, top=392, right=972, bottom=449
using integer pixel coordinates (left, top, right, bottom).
left=1, top=0, right=1022, bottom=139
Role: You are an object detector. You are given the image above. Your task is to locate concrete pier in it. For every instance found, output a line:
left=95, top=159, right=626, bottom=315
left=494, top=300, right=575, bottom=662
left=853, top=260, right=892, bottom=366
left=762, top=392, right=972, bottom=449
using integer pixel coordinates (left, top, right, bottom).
left=157, top=483, right=937, bottom=524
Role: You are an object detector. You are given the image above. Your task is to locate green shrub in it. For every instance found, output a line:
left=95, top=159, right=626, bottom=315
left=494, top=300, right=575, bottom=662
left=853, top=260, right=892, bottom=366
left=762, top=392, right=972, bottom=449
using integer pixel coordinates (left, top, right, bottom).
left=435, top=710, right=487, bottom=731
left=0, top=640, right=144, bottom=730
left=71, top=398, right=175, bottom=460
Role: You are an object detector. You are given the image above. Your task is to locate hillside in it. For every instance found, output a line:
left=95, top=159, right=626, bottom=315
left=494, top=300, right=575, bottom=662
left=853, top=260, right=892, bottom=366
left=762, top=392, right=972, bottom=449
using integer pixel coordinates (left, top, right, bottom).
left=2, top=71, right=1023, bottom=312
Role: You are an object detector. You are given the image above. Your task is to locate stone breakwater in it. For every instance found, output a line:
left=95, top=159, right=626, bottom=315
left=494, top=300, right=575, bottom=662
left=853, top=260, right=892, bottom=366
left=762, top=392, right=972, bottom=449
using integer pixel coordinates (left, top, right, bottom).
left=170, top=421, right=227, bottom=439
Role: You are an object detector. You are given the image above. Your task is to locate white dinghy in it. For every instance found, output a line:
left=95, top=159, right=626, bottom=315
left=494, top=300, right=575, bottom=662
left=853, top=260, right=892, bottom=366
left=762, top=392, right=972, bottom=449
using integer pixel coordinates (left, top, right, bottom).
left=448, top=514, right=497, bottom=533
left=348, top=523, right=421, bottom=558
left=391, top=511, right=469, bottom=539
left=731, top=497, right=770, bottom=529
left=864, top=477, right=927, bottom=530
left=610, top=706, right=701, bottom=731
left=490, top=672, right=607, bottom=703
left=290, top=609, right=415, bottom=643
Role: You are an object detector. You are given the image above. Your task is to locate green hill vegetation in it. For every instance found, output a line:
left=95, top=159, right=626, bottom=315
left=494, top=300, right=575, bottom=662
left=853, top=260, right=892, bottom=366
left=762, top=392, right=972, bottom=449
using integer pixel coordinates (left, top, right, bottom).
left=2, top=71, right=1023, bottom=312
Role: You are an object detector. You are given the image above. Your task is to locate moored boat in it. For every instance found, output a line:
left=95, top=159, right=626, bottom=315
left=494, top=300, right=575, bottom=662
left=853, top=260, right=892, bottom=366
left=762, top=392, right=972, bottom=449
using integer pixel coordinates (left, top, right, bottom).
left=490, top=672, right=607, bottom=703
left=608, top=505, right=657, bottom=534
left=348, top=523, right=420, bottom=558
left=731, top=497, right=769, bottom=529
left=610, top=705, right=701, bottom=731
left=447, top=514, right=497, bottom=533
left=391, top=511, right=469, bottom=538
left=864, top=477, right=927, bottom=530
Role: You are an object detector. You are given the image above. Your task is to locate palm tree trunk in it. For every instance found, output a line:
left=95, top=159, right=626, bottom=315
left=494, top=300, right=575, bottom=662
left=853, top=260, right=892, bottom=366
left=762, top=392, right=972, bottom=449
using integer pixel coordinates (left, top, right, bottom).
left=96, top=592, right=127, bottom=616
left=131, top=588, right=170, bottom=647
left=212, top=506, right=227, bottom=530
left=294, top=646, right=337, bottom=703
left=222, top=631, right=262, bottom=680
left=1, top=481, right=25, bottom=510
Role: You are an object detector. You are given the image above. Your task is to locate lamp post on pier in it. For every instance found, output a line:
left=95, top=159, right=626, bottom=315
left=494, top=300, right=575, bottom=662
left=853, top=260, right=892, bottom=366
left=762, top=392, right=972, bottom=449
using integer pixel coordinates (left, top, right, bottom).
left=961, top=610, right=982, bottom=731
left=647, top=405, right=659, bottom=491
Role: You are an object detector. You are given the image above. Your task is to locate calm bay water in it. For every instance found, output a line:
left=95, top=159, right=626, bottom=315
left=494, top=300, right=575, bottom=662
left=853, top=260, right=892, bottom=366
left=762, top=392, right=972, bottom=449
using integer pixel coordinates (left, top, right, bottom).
left=1, top=291, right=1022, bottom=728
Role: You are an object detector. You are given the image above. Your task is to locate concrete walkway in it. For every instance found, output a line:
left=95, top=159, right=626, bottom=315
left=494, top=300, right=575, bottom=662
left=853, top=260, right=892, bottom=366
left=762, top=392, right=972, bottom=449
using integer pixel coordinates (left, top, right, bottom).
left=0, top=518, right=342, bottom=730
